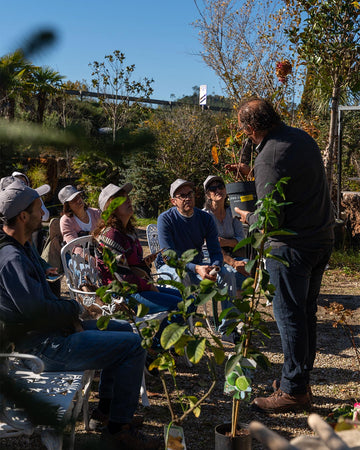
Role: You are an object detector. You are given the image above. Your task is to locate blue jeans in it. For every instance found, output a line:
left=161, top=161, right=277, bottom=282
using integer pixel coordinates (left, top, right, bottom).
left=224, top=257, right=249, bottom=290
left=132, top=285, right=183, bottom=313
left=158, top=263, right=237, bottom=333
left=266, top=245, right=332, bottom=395
left=16, top=319, right=146, bottom=423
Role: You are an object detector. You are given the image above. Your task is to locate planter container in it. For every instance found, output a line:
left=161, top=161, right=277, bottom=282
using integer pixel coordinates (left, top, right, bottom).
left=164, top=424, right=187, bottom=450
left=215, top=423, right=252, bottom=450
left=226, top=181, right=257, bottom=217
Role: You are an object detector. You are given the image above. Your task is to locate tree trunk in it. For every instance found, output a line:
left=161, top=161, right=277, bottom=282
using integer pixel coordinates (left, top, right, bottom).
left=323, top=84, right=340, bottom=195
left=37, top=93, right=46, bottom=123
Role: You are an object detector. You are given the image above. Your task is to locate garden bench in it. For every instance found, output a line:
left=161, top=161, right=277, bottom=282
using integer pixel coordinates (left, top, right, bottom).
left=0, top=351, right=94, bottom=450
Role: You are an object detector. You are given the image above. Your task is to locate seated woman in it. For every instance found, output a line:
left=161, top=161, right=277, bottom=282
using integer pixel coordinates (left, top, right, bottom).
left=203, top=175, right=248, bottom=294
left=58, top=185, right=101, bottom=248
left=93, top=183, right=183, bottom=315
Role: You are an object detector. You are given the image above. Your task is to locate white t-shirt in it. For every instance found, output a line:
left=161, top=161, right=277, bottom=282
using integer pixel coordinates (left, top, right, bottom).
left=74, top=211, right=92, bottom=232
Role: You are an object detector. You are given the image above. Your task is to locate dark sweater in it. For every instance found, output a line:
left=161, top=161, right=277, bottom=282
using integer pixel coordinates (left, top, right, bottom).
left=247, top=123, right=334, bottom=249
left=0, top=231, right=80, bottom=336
left=157, top=207, right=222, bottom=272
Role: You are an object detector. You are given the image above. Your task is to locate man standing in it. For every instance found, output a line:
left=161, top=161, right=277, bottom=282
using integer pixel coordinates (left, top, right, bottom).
left=0, top=180, right=160, bottom=449
left=235, top=98, right=334, bottom=412
left=157, top=179, right=239, bottom=343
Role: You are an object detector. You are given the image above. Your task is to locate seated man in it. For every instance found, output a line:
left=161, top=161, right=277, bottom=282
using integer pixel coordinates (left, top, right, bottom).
left=156, top=178, right=240, bottom=344
left=0, top=180, right=160, bottom=449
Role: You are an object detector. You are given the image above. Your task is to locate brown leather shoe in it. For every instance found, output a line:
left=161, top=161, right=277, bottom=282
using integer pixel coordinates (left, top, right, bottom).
left=89, top=408, right=144, bottom=431
left=252, top=389, right=312, bottom=413
left=102, top=425, right=161, bottom=450
left=271, top=379, right=314, bottom=403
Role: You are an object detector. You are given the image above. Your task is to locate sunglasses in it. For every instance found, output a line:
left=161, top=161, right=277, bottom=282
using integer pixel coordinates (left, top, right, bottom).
left=208, top=184, right=225, bottom=192
left=175, top=190, right=194, bottom=200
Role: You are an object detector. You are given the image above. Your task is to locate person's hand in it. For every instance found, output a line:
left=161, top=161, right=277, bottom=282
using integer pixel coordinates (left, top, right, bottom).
left=195, top=265, right=217, bottom=281
left=45, top=267, right=58, bottom=276
left=234, top=207, right=250, bottom=224
left=224, top=163, right=251, bottom=176
left=143, top=253, right=157, bottom=267
left=232, top=260, right=249, bottom=277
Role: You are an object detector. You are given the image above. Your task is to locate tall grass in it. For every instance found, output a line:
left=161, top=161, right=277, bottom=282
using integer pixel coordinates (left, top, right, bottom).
left=329, top=249, right=360, bottom=275
left=135, top=217, right=157, bottom=228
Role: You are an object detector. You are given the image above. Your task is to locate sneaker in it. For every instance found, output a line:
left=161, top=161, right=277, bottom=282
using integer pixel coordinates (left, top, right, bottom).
left=89, top=408, right=144, bottom=432
left=102, top=425, right=161, bottom=450
left=251, top=388, right=312, bottom=413
left=221, top=330, right=241, bottom=345
left=271, top=379, right=313, bottom=403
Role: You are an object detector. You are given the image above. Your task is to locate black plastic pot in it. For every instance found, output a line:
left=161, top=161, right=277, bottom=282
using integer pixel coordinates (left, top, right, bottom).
left=215, top=423, right=252, bottom=450
left=226, top=181, right=257, bottom=217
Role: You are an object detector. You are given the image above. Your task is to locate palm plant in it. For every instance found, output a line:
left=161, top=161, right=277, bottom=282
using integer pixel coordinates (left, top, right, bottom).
left=29, top=66, right=64, bottom=123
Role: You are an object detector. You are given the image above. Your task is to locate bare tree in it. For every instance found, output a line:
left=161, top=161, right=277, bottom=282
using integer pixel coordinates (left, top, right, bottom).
left=193, top=0, right=300, bottom=106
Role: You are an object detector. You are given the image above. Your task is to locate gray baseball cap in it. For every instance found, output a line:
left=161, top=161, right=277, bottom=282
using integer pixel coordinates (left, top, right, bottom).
left=203, top=175, right=224, bottom=191
left=0, top=180, right=39, bottom=220
left=0, top=176, right=50, bottom=197
left=58, top=185, right=82, bottom=204
left=98, top=183, right=133, bottom=211
left=170, top=179, right=194, bottom=198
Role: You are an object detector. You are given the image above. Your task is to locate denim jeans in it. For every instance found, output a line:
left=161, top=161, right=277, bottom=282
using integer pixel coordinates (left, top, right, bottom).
left=16, top=319, right=146, bottom=423
left=132, top=285, right=183, bottom=313
left=266, top=244, right=332, bottom=395
left=157, top=263, right=237, bottom=333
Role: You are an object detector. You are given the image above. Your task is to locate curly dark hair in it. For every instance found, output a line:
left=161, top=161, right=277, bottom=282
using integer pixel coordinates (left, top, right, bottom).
left=238, top=98, right=281, bottom=132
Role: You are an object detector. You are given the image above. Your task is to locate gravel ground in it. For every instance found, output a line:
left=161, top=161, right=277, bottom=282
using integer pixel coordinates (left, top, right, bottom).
left=2, top=229, right=359, bottom=449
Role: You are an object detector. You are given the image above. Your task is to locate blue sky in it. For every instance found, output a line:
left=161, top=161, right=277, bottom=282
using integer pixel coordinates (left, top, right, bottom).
left=1, top=0, right=226, bottom=101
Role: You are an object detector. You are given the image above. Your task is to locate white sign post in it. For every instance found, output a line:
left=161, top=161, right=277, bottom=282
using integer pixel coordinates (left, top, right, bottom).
left=199, top=85, right=207, bottom=106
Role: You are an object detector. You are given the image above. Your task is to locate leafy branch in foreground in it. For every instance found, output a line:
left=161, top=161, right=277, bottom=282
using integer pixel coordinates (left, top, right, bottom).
left=222, top=177, right=295, bottom=437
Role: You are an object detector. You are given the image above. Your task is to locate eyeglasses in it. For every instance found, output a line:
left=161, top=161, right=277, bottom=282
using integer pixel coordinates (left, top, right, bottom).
left=175, top=190, right=194, bottom=200
left=208, top=184, right=225, bottom=192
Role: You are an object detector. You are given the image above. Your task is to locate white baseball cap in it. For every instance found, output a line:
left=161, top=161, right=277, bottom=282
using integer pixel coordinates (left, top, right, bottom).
left=58, top=185, right=82, bottom=204
left=98, top=183, right=133, bottom=211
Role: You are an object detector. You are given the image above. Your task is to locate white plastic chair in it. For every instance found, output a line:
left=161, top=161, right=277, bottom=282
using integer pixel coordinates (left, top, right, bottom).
left=60, top=235, right=167, bottom=406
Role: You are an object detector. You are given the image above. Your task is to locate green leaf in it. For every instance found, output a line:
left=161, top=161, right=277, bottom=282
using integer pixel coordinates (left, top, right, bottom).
left=233, top=236, right=252, bottom=252
left=266, top=254, right=290, bottom=267
left=96, top=315, right=110, bottom=330
left=245, top=259, right=256, bottom=274
left=186, top=338, right=207, bottom=364
left=136, top=303, right=150, bottom=318
left=211, top=346, right=225, bottom=365
left=225, top=354, right=242, bottom=377
left=101, top=196, right=126, bottom=223
left=196, top=290, right=216, bottom=306
left=235, top=376, right=251, bottom=391
left=187, top=396, right=201, bottom=418
left=241, top=277, right=254, bottom=289
left=181, top=249, right=198, bottom=264
left=227, top=371, right=238, bottom=386
left=160, top=323, right=188, bottom=349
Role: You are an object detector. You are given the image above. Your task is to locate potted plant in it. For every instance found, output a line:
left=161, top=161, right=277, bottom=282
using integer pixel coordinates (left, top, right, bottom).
left=212, top=120, right=257, bottom=216
left=214, top=177, right=294, bottom=449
